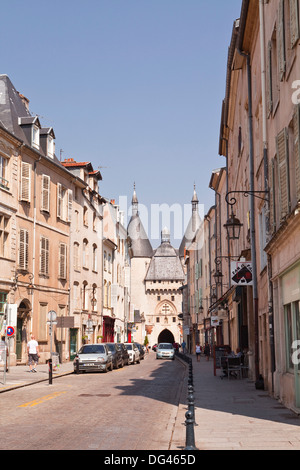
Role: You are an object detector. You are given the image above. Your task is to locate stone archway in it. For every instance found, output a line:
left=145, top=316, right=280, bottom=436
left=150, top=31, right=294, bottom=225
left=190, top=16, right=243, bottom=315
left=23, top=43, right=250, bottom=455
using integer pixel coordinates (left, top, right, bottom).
left=158, top=329, right=175, bottom=344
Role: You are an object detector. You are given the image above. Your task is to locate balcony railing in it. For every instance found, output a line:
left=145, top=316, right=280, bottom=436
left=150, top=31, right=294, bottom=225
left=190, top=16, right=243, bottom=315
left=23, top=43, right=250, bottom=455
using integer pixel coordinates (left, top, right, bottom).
left=0, top=177, right=9, bottom=190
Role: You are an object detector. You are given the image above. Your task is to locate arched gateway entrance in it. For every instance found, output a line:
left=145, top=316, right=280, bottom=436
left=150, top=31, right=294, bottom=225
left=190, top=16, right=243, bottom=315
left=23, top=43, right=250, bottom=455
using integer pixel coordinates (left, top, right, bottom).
left=158, top=329, right=175, bottom=344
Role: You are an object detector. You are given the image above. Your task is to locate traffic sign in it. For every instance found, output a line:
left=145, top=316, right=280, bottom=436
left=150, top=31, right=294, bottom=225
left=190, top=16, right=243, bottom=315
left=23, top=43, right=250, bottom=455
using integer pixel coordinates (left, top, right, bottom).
left=6, top=326, right=15, bottom=337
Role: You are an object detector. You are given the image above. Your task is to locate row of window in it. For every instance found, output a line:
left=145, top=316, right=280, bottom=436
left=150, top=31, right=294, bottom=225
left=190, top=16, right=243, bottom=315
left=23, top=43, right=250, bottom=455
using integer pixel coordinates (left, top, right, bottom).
left=18, top=229, right=67, bottom=279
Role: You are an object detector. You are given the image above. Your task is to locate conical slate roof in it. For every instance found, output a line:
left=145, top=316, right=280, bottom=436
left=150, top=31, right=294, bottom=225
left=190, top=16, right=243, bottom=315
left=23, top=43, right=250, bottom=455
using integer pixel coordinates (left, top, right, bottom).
left=179, top=186, right=202, bottom=257
left=127, top=214, right=153, bottom=258
left=127, top=186, right=153, bottom=258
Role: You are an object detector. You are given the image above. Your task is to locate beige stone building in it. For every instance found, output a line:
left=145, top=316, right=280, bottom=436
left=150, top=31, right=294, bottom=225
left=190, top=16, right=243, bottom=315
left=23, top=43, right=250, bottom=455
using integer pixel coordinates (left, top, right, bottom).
left=61, top=158, right=104, bottom=357
left=217, top=0, right=300, bottom=411
left=0, top=75, right=75, bottom=364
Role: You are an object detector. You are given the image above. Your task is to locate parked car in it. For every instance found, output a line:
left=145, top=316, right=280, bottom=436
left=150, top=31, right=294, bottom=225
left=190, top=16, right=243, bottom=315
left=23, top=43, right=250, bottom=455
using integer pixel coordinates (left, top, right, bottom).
left=135, top=342, right=145, bottom=360
left=156, top=343, right=175, bottom=360
left=124, top=343, right=140, bottom=364
left=152, top=344, right=158, bottom=351
left=116, top=343, right=130, bottom=366
left=73, top=344, right=113, bottom=373
left=105, top=343, right=124, bottom=369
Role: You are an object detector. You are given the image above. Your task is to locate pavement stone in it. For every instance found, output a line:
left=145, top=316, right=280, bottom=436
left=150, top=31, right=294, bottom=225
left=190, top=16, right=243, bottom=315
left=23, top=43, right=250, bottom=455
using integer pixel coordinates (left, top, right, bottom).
left=171, top=354, right=300, bottom=451
left=2, top=354, right=300, bottom=450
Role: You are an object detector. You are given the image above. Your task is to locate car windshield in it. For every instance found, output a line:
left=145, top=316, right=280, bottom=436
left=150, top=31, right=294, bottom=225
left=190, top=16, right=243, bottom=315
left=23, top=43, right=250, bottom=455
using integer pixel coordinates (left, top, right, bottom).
left=106, top=344, right=115, bottom=352
left=158, top=344, right=173, bottom=350
left=125, top=344, right=133, bottom=350
left=79, top=345, right=106, bottom=354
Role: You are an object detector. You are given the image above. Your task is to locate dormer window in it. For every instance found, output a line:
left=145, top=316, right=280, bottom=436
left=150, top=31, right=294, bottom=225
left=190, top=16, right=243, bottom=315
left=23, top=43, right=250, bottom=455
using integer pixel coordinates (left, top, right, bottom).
left=18, top=116, right=41, bottom=151
left=40, top=127, right=55, bottom=159
left=48, top=135, right=54, bottom=158
left=32, top=125, right=40, bottom=149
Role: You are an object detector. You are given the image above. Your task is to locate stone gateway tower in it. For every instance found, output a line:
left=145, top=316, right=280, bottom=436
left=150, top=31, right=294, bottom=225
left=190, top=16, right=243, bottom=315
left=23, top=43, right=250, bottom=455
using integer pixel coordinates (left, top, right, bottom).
left=127, top=187, right=185, bottom=347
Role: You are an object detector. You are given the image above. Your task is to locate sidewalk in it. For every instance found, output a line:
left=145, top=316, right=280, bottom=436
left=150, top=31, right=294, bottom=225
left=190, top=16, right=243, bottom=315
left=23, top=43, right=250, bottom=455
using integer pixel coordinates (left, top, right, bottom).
left=171, top=354, right=300, bottom=450
left=0, top=361, right=74, bottom=393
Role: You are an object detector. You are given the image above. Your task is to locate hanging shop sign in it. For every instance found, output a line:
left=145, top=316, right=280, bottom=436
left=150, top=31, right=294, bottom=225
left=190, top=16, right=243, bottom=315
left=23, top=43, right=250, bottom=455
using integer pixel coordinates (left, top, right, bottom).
left=231, top=261, right=253, bottom=286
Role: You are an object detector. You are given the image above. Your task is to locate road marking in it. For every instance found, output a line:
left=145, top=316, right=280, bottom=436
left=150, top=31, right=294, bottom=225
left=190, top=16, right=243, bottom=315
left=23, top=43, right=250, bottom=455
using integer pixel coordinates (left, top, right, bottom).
left=18, top=391, right=67, bottom=408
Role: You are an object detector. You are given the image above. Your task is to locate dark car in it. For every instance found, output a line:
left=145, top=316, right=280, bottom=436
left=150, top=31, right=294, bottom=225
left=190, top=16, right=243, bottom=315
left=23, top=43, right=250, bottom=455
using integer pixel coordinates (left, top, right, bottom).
left=152, top=344, right=158, bottom=351
left=104, top=343, right=124, bottom=369
left=116, top=343, right=129, bottom=366
left=135, top=342, right=145, bottom=360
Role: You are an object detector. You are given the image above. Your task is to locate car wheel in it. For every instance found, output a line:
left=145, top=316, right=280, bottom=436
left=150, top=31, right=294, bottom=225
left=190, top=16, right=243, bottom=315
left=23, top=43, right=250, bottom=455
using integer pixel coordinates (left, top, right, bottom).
left=136, top=357, right=140, bottom=364
left=119, top=360, right=124, bottom=368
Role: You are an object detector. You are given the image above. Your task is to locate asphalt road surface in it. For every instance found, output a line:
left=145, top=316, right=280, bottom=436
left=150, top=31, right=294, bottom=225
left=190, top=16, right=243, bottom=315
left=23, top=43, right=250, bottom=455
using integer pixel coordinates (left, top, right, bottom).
left=0, top=353, right=186, bottom=450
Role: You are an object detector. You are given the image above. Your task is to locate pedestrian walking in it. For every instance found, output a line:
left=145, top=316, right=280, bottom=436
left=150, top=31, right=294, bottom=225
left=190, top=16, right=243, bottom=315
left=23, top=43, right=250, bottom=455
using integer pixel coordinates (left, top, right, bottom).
left=27, top=334, right=40, bottom=372
left=181, top=340, right=186, bottom=354
left=196, top=343, right=201, bottom=362
left=204, top=342, right=210, bottom=361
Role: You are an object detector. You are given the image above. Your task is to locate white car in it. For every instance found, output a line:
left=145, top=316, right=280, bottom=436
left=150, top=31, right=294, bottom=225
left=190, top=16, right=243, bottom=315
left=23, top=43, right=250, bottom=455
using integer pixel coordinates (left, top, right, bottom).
left=156, top=343, right=175, bottom=360
left=124, top=343, right=140, bottom=364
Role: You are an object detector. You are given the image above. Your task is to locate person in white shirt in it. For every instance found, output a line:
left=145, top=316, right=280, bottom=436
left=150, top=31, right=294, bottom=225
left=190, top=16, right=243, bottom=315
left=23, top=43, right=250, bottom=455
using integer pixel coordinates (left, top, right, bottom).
left=195, top=343, right=201, bottom=362
left=27, top=334, right=39, bottom=372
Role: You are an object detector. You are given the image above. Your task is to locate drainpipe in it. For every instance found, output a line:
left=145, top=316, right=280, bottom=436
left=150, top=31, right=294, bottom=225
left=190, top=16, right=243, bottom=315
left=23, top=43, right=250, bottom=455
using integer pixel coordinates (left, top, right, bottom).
left=259, top=0, right=275, bottom=391
left=33, top=155, right=42, bottom=332
left=237, top=47, right=260, bottom=382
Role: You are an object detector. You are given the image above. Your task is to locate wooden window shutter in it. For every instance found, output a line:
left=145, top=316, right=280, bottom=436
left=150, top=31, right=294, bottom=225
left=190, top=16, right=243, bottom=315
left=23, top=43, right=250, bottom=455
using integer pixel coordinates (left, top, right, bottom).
left=276, top=128, right=290, bottom=221
left=290, top=0, right=300, bottom=48
left=59, top=243, right=67, bottom=279
left=57, top=183, right=62, bottom=218
left=294, top=104, right=300, bottom=201
left=277, top=0, right=286, bottom=81
left=41, top=175, right=50, bottom=212
left=269, top=158, right=276, bottom=235
left=20, top=162, right=31, bottom=202
left=40, top=236, right=49, bottom=275
left=19, top=229, right=29, bottom=270
left=67, top=189, right=72, bottom=222
left=267, top=40, right=273, bottom=116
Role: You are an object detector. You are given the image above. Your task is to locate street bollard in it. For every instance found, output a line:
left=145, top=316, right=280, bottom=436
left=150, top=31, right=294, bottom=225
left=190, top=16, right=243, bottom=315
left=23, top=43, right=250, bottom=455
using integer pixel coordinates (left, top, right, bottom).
left=48, top=358, right=52, bottom=385
left=185, top=410, right=197, bottom=450
left=75, top=358, right=79, bottom=374
left=187, top=387, right=195, bottom=424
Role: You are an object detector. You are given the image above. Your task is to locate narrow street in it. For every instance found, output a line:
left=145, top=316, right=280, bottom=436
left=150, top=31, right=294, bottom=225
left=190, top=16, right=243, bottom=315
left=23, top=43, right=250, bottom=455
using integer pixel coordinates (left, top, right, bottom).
left=0, top=354, right=185, bottom=451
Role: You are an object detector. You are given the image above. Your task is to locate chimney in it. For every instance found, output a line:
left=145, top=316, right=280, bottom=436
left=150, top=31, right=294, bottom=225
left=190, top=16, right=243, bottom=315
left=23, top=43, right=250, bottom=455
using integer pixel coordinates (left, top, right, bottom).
left=18, top=93, right=30, bottom=111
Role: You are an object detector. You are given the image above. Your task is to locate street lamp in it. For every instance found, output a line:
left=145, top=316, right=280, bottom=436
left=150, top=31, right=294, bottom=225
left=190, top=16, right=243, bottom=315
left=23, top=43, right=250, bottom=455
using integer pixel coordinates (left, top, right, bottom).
left=224, top=208, right=243, bottom=241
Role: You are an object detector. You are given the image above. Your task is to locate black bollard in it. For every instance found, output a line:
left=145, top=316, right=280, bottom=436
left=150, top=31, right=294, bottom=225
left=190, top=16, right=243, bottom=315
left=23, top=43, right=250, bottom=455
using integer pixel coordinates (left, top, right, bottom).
left=75, top=357, right=80, bottom=374
left=49, top=358, right=52, bottom=385
left=185, top=410, right=197, bottom=450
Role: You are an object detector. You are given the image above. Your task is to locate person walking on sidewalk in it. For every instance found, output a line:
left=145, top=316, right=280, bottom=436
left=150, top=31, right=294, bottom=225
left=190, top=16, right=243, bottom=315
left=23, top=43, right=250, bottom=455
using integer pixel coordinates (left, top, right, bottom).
left=27, top=335, right=40, bottom=372
left=204, top=342, right=210, bottom=361
left=181, top=340, right=186, bottom=354
left=196, top=343, right=201, bottom=362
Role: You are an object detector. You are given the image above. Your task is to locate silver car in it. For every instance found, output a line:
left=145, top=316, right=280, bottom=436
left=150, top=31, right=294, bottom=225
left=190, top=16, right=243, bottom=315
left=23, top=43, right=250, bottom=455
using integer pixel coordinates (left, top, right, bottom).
left=156, top=343, right=175, bottom=360
left=73, top=344, right=113, bottom=373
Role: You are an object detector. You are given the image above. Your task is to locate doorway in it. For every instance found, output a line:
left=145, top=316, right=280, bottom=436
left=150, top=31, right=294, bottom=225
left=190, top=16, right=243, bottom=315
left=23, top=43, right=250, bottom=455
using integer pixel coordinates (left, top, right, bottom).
left=158, top=329, right=175, bottom=344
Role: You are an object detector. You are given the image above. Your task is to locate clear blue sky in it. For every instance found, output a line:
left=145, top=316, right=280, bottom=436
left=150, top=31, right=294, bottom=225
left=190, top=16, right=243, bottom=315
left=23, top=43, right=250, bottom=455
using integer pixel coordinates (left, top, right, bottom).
left=1, top=0, right=242, bottom=247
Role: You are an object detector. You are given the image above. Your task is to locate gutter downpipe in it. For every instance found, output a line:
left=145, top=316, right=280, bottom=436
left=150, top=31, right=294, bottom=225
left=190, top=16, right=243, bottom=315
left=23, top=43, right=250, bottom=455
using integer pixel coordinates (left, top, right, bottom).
left=259, top=0, right=275, bottom=392
left=237, top=47, right=260, bottom=383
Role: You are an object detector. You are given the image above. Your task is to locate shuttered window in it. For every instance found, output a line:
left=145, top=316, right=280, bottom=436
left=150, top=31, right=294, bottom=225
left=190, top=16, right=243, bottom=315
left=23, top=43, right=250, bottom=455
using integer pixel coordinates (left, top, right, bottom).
left=40, top=236, right=49, bottom=275
left=0, top=214, right=9, bottom=258
left=41, top=175, right=50, bottom=212
left=277, top=0, right=286, bottom=81
left=59, top=243, right=67, bottom=279
left=269, top=158, right=276, bottom=235
left=290, top=0, right=300, bottom=48
left=57, top=183, right=63, bottom=218
left=20, top=162, right=31, bottom=202
left=276, top=128, right=291, bottom=221
left=19, top=229, right=29, bottom=270
left=294, top=104, right=300, bottom=201
left=67, top=189, right=72, bottom=222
